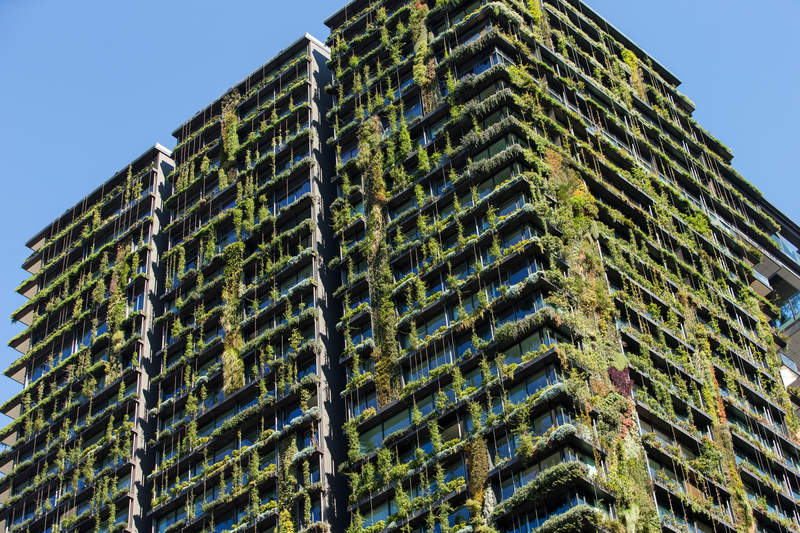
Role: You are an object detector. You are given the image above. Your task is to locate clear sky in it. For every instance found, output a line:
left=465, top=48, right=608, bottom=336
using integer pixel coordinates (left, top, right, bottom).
left=0, top=0, right=798, bottom=415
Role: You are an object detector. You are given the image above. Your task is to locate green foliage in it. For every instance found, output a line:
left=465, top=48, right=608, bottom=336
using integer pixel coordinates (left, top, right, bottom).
left=130, top=251, right=140, bottom=279
left=221, top=242, right=245, bottom=394
left=401, top=401, right=418, bottom=429
left=469, top=401, right=484, bottom=433
left=416, top=141, right=430, bottom=174
left=429, top=419, right=442, bottom=454
left=320, top=8, right=793, bottom=533
left=495, top=462, right=589, bottom=515
left=345, top=421, right=360, bottom=463
left=685, top=212, right=711, bottom=236
left=376, top=446, right=391, bottom=486
left=465, top=437, right=489, bottom=509
left=92, top=278, right=105, bottom=307
left=395, top=483, right=412, bottom=517
left=358, top=117, right=401, bottom=407
left=279, top=438, right=298, bottom=521
left=527, top=0, right=542, bottom=22
left=347, top=511, right=364, bottom=533
left=218, top=167, right=229, bottom=190
left=398, top=116, right=412, bottom=160
left=221, top=93, right=240, bottom=163
left=451, top=366, right=465, bottom=398
left=279, top=509, right=295, bottom=533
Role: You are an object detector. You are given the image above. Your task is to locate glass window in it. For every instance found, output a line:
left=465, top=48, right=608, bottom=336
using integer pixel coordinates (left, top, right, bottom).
left=360, top=425, right=382, bottom=453
left=416, top=308, right=448, bottom=339
left=532, top=410, right=553, bottom=436
left=383, top=411, right=410, bottom=438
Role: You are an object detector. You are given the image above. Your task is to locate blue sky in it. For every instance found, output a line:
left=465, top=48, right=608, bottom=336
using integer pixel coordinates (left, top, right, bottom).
left=0, top=0, right=797, bottom=413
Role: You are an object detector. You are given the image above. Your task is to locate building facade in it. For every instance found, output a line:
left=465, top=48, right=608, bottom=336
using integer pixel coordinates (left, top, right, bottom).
left=1, top=144, right=173, bottom=533
left=149, top=34, right=342, bottom=533
left=750, top=204, right=800, bottom=393
left=324, top=1, right=800, bottom=533
left=3, top=2, right=800, bottom=533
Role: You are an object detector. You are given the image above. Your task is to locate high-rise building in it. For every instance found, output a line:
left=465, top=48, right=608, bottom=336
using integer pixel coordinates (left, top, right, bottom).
left=323, top=1, right=800, bottom=533
left=750, top=203, right=800, bottom=393
left=4, top=3, right=800, bottom=533
left=0, top=144, right=174, bottom=533
left=148, top=34, right=344, bottom=533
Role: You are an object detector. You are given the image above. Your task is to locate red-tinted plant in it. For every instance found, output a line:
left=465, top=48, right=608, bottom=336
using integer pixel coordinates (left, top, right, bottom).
left=608, top=366, right=633, bottom=398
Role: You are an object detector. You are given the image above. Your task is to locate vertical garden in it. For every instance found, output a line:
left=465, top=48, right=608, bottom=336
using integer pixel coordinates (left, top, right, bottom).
left=325, top=0, right=800, bottom=532
left=149, top=37, right=329, bottom=533
left=0, top=148, right=167, bottom=533
left=2, top=3, right=800, bottom=533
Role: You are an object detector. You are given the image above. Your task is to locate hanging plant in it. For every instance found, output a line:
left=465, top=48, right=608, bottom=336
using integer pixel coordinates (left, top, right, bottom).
left=221, top=242, right=245, bottom=394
